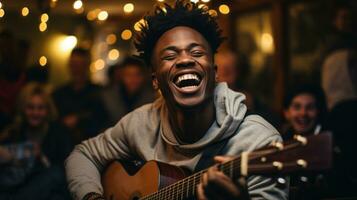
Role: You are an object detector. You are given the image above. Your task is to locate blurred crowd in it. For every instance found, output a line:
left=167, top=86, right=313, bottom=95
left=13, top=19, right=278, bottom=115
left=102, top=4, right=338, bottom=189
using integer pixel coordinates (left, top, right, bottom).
left=0, top=2, right=356, bottom=200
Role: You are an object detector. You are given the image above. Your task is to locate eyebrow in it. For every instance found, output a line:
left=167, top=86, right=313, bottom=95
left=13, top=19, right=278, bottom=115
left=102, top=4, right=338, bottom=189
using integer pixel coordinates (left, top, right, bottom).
left=159, top=43, right=204, bottom=55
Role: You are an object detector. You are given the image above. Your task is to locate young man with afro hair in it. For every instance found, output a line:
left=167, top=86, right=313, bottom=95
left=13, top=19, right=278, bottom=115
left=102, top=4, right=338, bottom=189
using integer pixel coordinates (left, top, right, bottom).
left=65, top=1, right=288, bottom=199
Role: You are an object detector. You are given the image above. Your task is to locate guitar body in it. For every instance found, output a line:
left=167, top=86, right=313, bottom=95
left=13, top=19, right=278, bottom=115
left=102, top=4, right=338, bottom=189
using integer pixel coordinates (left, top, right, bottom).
left=102, top=160, right=189, bottom=200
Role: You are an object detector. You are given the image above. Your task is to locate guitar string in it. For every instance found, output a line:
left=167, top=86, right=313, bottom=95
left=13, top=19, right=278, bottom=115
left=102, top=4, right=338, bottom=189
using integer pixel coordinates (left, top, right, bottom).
left=141, top=141, right=303, bottom=200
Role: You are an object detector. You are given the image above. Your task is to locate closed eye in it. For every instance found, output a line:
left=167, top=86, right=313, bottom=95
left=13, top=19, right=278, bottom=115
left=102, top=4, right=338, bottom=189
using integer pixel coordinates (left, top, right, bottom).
left=191, top=50, right=204, bottom=57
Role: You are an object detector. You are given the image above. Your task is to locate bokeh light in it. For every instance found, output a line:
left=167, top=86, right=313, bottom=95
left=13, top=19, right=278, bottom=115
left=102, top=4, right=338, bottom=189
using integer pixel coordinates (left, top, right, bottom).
left=218, top=4, right=230, bottom=15
left=21, top=7, right=29, bottom=16
left=39, top=56, right=47, bottom=66
left=123, top=3, right=134, bottom=13
left=121, top=29, right=132, bottom=40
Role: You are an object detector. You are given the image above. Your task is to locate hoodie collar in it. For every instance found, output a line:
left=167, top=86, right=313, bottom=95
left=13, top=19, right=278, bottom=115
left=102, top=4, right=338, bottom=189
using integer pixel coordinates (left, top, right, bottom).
left=160, top=82, right=247, bottom=150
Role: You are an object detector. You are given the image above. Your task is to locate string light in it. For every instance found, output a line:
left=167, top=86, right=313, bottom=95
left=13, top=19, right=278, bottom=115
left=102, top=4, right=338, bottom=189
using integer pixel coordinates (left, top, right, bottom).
left=0, top=2, right=2, bottom=9
left=201, top=0, right=210, bottom=2
left=87, top=9, right=100, bottom=21
left=108, top=49, right=120, bottom=61
left=123, top=3, right=134, bottom=13
left=157, top=0, right=164, bottom=2
left=41, top=13, right=49, bottom=22
left=39, top=56, right=47, bottom=66
left=106, top=34, right=117, bottom=45
left=39, top=22, right=47, bottom=32
left=218, top=4, right=230, bottom=15
left=121, top=29, right=132, bottom=40
left=94, top=59, right=105, bottom=70
left=73, top=0, right=83, bottom=10
left=190, top=0, right=199, bottom=3
left=0, top=9, right=5, bottom=18
left=21, top=7, right=30, bottom=16
left=60, top=36, right=77, bottom=51
left=98, top=11, right=108, bottom=21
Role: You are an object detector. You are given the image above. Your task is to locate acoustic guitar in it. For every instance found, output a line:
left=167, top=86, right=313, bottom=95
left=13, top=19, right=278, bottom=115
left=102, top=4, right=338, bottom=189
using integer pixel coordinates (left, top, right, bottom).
left=102, top=133, right=332, bottom=200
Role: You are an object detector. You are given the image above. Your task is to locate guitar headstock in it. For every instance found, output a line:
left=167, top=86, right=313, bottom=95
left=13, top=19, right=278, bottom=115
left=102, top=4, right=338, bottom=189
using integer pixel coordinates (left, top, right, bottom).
left=244, top=132, right=333, bottom=175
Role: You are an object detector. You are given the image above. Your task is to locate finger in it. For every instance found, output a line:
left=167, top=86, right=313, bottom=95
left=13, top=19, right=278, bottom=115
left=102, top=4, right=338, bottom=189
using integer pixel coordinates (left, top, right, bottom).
left=214, top=156, right=234, bottom=164
left=196, top=183, right=208, bottom=200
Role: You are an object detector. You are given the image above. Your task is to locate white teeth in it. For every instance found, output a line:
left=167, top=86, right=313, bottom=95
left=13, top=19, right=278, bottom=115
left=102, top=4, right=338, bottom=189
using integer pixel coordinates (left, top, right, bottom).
left=182, top=85, right=198, bottom=90
left=175, top=73, right=200, bottom=85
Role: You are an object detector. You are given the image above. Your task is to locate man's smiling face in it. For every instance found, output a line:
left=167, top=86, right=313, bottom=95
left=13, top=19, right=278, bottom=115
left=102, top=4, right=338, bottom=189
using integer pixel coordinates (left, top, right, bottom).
left=151, top=26, right=216, bottom=108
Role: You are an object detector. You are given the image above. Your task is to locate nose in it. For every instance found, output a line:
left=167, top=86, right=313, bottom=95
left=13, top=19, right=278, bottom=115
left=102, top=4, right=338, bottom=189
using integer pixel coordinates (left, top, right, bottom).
left=176, top=52, right=195, bottom=68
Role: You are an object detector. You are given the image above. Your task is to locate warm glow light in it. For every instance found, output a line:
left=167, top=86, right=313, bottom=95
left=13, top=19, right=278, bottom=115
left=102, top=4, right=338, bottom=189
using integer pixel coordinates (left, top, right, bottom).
left=60, top=36, right=77, bottom=51
left=157, top=0, right=164, bottom=2
left=98, top=11, right=108, bottom=21
left=0, top=2, right=2, bottom=9
left=73, top=0, right=83, bottom=10
left=261, top=33, right=274, bottom=53
left=0, top=9, right=5, bottom=18
left=121, top=29, right=132, bottom=40
left=108, top=49, right=120, bottom=61
left=198, top=4, right=208, bottom=9
left=39, top=22, right=47, bottom=32
left=219, top=4, right=230, bottom=15
left=41, top=13, right=49, bottom=22
left=21, top=7, right=29, bottom=16
left=123, top=3, right=134, bottom=13
left=202, top=0, right=210, bottom=2
left=190, top=0, right=199, bottom=3
left=208, top=9, right=217, bottom=17
left=94, top=59, right=105, bottom=70
left=87, top=9, right=99, bottom=21
left=106, top=34, right=117, bottom=45
left=39, top=56, right=47, bottom=66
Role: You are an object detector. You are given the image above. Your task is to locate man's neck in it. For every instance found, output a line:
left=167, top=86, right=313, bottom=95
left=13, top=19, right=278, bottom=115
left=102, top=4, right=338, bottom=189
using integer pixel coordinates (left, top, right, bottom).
left=167, top=99, right=215, bottom=144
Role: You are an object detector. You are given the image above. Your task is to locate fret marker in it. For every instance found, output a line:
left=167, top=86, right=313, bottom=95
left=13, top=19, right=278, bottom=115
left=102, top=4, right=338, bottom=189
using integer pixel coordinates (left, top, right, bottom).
left=272, top=161, right=283, bottom=170
left=240, top=152, right=249, bottom=176
left=297, top=159, right=308, bottom=168
left=270, top=141, right=284, bottom=150
left=294, top=135, right=307, bottom=145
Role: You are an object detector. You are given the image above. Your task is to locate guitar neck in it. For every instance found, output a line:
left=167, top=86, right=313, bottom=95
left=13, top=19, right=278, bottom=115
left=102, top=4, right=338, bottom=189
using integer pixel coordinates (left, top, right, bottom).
left=140, top=133, right=332, bottom=200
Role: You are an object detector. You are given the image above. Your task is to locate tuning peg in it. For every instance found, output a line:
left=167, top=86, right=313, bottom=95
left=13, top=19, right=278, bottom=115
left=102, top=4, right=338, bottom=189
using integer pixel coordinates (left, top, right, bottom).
left=270, top=141, right=284, bottom=150
left=294, top=135, right=307, bottom=145
left=272, top=161, right=283, bottom=170
left=296, top=159, right=308, bottom=168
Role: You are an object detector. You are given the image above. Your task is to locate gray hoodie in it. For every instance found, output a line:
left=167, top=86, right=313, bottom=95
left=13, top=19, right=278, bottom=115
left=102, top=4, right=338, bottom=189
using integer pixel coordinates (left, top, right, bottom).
left=65, top=83, right=288, bottom=200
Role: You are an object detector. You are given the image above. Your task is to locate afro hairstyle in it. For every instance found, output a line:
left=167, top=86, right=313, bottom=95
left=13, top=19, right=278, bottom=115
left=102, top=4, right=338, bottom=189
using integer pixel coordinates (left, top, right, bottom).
left=134, top=0, right=224, bottom=69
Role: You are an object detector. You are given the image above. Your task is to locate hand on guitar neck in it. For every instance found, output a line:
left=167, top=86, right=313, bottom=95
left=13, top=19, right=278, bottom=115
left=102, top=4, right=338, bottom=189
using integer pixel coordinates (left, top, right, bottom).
left=197, top=156, right=250, bottom=200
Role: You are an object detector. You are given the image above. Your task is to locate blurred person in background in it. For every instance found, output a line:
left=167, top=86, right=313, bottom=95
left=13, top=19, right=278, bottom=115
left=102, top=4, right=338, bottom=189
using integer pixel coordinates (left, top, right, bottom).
left=0, top=83, right=73, bottom=200
left=0, top=31, right=28, bottom=132
left=102, top=56, right=156, bottom=124
left=53, top=48, right=109, bottom=144
left=282, top=84, right=327, bottom=141
left=215, top=50, right=280, bottom=127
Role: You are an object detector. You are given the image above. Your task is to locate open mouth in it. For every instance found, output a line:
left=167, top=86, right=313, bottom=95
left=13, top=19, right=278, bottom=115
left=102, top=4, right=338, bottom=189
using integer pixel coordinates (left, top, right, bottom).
left=174, top=73, right=202, bottom=90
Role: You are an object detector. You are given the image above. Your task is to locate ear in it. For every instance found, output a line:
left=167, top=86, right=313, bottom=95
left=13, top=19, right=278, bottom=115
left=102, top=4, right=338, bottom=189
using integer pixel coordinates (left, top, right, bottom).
left=152, top=72, right=159, bottom=90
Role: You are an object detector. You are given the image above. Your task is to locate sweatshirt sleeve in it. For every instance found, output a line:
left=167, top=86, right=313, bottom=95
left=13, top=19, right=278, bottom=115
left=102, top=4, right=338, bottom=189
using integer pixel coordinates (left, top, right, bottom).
left=65, top=117, right=132, bottom=200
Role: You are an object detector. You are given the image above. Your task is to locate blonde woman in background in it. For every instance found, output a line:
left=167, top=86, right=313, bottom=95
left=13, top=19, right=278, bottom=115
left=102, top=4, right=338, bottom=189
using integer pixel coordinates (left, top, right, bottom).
left=0, top=82, right=73, bottom=200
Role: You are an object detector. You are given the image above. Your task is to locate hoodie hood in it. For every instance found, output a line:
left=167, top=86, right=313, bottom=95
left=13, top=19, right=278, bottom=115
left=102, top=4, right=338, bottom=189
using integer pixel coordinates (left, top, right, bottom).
left=160, top=82, right=247, bottom=150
